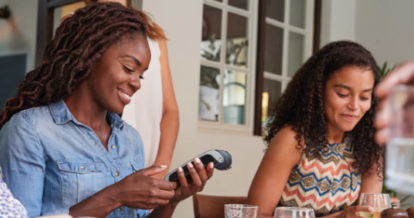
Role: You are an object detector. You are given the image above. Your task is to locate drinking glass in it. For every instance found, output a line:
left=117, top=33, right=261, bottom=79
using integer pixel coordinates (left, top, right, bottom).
left=273, top=207, right=315, bottom=218
left=359, top=193, right=391, bottom=218
left=386, top=85, right=414, bottom=195
left=224, top=204, right=258, bottom=218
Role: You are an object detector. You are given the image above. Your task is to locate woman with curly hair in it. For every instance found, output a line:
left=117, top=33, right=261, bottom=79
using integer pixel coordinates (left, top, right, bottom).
left=247, top=41, right=383, bottom=217
left=0, top=3, right=213, bottom=218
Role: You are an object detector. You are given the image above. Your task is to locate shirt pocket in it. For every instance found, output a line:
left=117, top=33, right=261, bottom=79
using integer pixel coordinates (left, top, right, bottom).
left=57, top=161, right=106, bottom=206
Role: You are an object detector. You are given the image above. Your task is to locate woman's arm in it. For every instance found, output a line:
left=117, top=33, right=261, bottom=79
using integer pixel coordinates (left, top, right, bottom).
left=69, top=165, right=175, bottom=217
left=360, top=155, right=383, bottom=194
left=247, top=126, right=302, bottom=216
left=0, top=114, right=46, bottom=217
left=153, top=39, right=179, bottom=177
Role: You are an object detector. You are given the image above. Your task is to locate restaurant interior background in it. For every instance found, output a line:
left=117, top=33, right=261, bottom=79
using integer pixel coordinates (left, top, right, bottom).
left=0, top=0, right=414, bottom=217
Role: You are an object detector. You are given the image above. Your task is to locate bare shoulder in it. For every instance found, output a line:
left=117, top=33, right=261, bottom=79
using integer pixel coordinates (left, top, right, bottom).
left=269, top=125, right=300, bottom=150
left=266, top=125, right=302, bottom=165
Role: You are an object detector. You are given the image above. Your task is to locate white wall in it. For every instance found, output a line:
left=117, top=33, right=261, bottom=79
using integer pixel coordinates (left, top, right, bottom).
left=142, top=0, right=264, bottom=217
left=320, top=0, right=356, bottom=46
left=355, top=0, right=414, bottom=67
left=321, top=0, right=414, bottom=67
left=0, top=0, right=37, bottom=71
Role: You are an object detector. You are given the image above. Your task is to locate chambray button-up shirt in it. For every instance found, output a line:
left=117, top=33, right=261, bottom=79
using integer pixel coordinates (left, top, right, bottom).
left=0, top=100, right=149, bottom=218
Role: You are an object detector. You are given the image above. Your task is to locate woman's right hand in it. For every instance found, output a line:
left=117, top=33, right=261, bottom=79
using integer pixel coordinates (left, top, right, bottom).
left=335, top=206, right=373, bottom=218
left=113, top=165, right=175, bottom=209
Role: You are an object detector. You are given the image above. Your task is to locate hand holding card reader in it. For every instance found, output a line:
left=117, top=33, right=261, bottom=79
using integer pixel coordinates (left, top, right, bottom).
left=165, top=149, right=232, bottom=182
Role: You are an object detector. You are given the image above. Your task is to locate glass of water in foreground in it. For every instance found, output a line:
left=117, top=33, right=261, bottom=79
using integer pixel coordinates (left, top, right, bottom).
left=273, top=207, right=315, bottom=218
left=386, top=85, right=414, bottom=195
left=224, top=204, right=258, bottom=218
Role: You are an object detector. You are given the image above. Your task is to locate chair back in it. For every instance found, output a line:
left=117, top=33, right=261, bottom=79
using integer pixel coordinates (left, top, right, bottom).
left=193, top=194, right=247, bottom=218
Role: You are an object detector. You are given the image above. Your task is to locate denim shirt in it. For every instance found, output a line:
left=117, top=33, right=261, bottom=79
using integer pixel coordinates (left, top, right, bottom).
left=0, top=100, right=149, bottom=218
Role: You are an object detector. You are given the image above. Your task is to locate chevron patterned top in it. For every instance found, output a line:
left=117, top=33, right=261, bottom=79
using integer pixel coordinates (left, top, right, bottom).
left=279, top=137, right=361, bottom=216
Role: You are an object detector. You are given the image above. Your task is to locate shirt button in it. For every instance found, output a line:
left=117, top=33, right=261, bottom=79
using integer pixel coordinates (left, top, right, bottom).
left=114, top=171, right=120, bottom=177
left=80, top=165, right=85, bottom=170
left=111, top=145, right=116, bottom=149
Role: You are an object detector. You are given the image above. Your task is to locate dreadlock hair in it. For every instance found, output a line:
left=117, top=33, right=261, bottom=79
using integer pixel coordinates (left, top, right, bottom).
left=0, top=2, right=147, bottom=128
left=264, top=40, right=383, bottom=176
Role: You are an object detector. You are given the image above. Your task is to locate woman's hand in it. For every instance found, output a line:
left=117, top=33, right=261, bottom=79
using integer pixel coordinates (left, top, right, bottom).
left=375, top=62, right=414, bottom=144
left=113, top=165, right=175, bottom=209
left=171, top=158, right=214, bottom=203
left=336, top=206, right=373, bottom=218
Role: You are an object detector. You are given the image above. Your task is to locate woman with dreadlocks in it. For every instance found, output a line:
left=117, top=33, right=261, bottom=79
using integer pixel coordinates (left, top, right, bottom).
left=247, top=41, right=384, bottom=217
left=0, top=3, right=213, bottom=218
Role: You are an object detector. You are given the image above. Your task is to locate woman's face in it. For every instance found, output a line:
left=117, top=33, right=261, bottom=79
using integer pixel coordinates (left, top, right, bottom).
left=86, top=33, right=150, bottom=114
left=324, top=65, right=375, bottom=134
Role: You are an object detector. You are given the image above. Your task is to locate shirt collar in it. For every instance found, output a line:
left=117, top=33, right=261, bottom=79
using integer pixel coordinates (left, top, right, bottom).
left=48, top=100, right=124, bottom=129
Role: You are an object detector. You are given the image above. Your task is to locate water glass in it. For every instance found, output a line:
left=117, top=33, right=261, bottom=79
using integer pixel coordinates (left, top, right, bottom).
left=386, top=85, right=414, bottom=195
left=273, top=207, right=315, bottom=218
left=224, top=204, right=258, bottom=218
left=359, top=193, right=391, bottom=218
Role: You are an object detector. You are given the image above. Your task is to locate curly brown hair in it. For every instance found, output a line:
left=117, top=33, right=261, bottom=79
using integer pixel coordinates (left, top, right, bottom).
left=264, top=40, right=383, bottom=175
left=0, top=2, right=147, bottom=128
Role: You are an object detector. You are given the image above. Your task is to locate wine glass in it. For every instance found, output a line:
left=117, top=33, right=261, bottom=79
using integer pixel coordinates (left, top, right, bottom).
left=359, top=193, right=391, bottom=218
left=224, top=204, right=258, bottom=218
left=273, top=207, right=315, bottom=218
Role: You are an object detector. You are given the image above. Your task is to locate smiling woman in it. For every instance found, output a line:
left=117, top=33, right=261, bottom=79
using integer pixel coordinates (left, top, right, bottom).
left=0, top=2, right=213, bottom=218
left=247, top=41, right=384, bottom=217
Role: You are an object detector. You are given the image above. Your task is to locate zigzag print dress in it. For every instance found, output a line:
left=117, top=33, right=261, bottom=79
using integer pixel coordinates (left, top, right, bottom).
left=279, top=137, right=361, bottom=216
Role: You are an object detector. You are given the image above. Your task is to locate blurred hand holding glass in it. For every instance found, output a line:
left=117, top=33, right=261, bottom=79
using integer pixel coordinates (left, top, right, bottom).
left=273, top=207, right=315, bottom=218
left=386, top=85, right=414, bottom=195
left=359, top=193, right=391, bottom=218
left=224, top=204, right=258, bottom=218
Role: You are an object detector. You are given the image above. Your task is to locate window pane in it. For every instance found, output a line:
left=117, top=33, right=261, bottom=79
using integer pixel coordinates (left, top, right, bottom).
left=264, top=24, right=283, bottom=75
left=199, top=66, right=221, bottom=122
left=226, top=12, right=248, bottom=68
left=290, top=0, right=306, bottom=28
left=287, top=32, right=304, bottom=77
left=266, top=0, right=284, bottom=22
left=223, top=70, right=246, bottom=125
left=262, top=79, right=282, bottom=126
left=201, top=5, right=222, bottom=62
left=229, top=0, right=248, bottom=10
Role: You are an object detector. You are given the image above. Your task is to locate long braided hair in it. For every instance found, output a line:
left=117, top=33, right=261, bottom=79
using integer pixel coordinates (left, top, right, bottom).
left=0, top=2, right=147, bottom=128
left=264, top=41, right=383, bottom=175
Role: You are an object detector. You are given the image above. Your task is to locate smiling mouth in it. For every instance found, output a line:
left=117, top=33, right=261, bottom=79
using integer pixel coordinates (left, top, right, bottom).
left=118, top=89, right=132, bottom=105
left=341, top=114, right=359, bottom=120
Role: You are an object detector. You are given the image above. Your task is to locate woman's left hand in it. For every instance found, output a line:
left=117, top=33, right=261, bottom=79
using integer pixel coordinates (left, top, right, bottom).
left=171, top=158, right=214, bottom=203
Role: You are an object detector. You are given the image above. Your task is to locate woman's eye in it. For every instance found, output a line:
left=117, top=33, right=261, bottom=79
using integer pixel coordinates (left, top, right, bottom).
left=139, top=75, right=144, bottom=80
left=360, top=96, right=370, bottom=101
left=123, top=65, right=133, bottom=73
left=337, top=93, right=348, bottom=98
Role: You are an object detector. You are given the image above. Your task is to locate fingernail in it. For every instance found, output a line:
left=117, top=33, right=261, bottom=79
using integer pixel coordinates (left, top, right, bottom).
left=195, top=158, right=202, bottom=165
left=178, top=167, right=183, bottom=173
left=188, top=162, right=194, bottom=168
left=209, top=162, right=214, bottom=168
